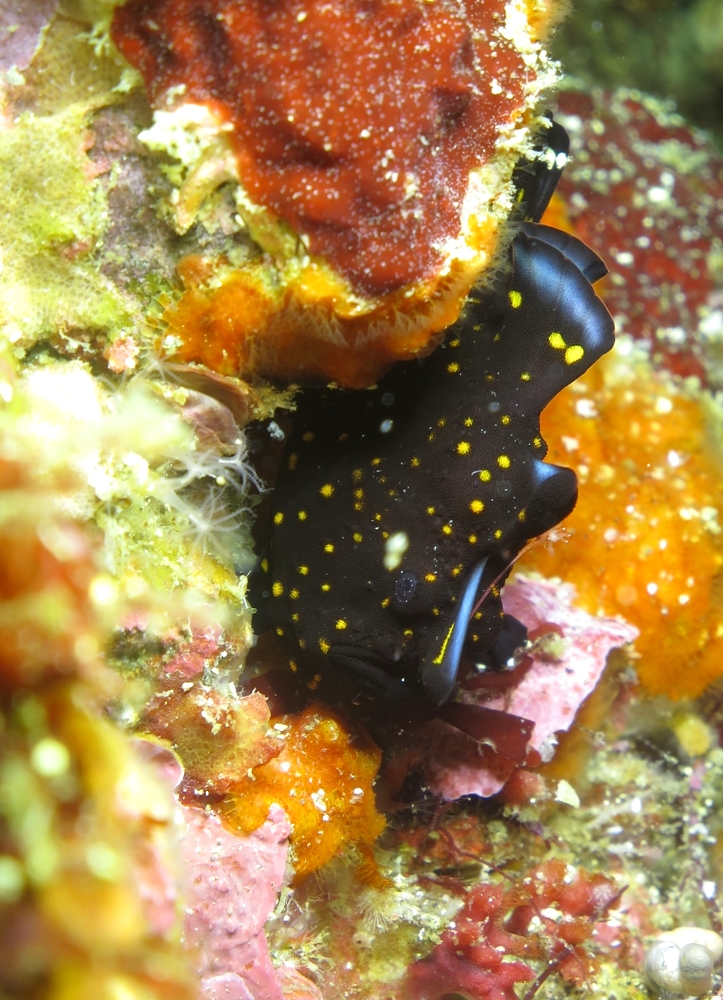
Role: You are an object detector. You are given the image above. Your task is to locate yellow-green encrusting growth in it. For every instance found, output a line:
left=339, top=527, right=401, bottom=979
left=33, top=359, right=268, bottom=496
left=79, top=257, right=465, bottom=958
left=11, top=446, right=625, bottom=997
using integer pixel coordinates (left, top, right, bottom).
left=12, top=355, right=259, bottom=622
left=0, top=21, right=134, bottom=351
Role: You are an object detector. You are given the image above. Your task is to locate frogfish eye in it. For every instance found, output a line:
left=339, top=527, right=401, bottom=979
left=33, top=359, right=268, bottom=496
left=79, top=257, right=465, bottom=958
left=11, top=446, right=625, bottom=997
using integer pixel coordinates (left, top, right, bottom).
left=395, top=571, right=418, bottom=604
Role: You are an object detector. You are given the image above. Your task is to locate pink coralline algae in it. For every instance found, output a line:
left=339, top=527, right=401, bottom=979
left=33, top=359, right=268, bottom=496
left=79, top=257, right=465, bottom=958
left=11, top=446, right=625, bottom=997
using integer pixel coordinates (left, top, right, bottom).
left=181, top=803, right=291, bottom=1000
left=554, top=88, right=723, bottom=384
left=162, top=625, right=226, bottom=679
left=492, top=576, right=637, bottom=756
left=394, top=575, right=637, bottom=800
left=136, top=741, right=322, bottom=1000
left=405, top=862, right=621, bottom=1000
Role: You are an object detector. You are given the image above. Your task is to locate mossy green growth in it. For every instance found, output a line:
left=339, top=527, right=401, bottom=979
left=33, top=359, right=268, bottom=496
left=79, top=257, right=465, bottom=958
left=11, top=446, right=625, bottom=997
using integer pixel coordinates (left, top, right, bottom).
left=5, top=356, right=255, bottom=637
left=0, top=104, right=130, bottom=347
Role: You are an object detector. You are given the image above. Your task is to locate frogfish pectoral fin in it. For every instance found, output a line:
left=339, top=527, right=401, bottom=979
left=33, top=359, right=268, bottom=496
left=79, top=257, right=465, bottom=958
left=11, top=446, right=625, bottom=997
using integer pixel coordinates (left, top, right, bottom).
left=421, top=557, right=489, bottom=706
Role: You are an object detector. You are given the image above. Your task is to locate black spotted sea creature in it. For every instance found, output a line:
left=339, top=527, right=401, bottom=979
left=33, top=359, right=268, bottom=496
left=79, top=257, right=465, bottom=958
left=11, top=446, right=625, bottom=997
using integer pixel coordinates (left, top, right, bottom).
left=253, top=125, right=614, bottom=709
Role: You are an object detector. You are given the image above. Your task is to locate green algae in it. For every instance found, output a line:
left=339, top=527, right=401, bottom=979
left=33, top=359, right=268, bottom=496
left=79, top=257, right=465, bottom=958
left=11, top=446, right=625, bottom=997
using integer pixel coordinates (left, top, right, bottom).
left=0, top=23, right=133, bottom=350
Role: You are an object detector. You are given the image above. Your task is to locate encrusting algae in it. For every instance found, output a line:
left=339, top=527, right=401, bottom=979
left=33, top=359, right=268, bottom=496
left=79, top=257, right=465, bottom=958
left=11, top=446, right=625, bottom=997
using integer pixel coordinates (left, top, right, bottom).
left=0, top=16, right=135, bottom=352
left=553, top=87, right=723, bottom=388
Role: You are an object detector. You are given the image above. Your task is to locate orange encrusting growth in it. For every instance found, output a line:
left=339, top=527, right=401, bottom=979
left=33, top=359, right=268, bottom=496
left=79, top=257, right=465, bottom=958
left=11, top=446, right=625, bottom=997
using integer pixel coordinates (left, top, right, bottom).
left=164, top=252, right=485, bottom=386
left=516, top=345, right=723, bottom=699
left=221, top=703, right=385, bottom=880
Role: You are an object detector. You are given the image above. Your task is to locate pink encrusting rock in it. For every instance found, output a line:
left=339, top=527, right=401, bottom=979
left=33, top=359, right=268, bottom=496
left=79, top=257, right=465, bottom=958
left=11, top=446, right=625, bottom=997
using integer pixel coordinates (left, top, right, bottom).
left=181, top=803, right=292, bottom=1000
left=422, top=575, right=638, bottom=800
left=0, top=0, right=57, bottom=75
left=490, top=575, right=638, bottom=755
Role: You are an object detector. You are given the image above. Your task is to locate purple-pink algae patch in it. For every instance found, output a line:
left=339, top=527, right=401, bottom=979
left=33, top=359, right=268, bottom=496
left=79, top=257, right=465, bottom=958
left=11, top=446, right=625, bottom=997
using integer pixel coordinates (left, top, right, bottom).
left=182, top=803, right=291, bottom=1000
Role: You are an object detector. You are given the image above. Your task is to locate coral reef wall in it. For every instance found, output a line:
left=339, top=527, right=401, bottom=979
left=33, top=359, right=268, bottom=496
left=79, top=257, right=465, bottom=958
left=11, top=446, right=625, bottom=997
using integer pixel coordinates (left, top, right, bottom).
left=2, top=4, right=723, bottom=1000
